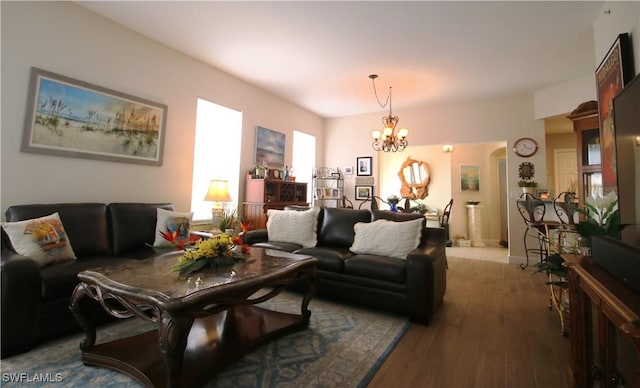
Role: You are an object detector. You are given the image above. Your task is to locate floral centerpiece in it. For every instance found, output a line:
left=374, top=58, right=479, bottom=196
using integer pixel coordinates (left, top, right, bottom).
left=172, top=234, right=248, bottom=276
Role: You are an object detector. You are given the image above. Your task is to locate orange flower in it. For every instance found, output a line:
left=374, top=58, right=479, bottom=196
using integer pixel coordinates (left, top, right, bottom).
left=240, top=221, right=253, bottom=233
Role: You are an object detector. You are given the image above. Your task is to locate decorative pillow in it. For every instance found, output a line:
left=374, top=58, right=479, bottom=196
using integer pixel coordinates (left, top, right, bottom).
left=266, top=207, right=320, bottom=248
left=350, top=218, right=423, bottom=260
left=153, top=208, right=194, bottom=248
left=1, top=212, right=77, bottom=266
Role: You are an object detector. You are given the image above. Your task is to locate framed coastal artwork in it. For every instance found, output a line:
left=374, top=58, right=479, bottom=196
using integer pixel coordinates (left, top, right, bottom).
left=255, top=126, right=285, bottom=167
left=596, top=33, right=634, bottom=194
left=460, top=165, right=480, bottom=192
left=22, top=67, right=167, bottom=165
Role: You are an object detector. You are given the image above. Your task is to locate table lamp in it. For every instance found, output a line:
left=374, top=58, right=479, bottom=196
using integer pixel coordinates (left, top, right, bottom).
left=204, top=179, right=232, bottom=230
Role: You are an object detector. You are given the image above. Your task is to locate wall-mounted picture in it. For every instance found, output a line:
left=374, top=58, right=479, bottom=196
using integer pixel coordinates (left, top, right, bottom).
left=356, top=156, right=372, bottom=176
left=596, top=33, right=634, bottom=194
left=255, top=126, right=285, bottom=167
left=344, top=166, right=353, bottom=175
left=461, top=165, right=480, bottom=192
left=22, top=67, right=167, bottom=165
left=355, top=185, right=374, bottom=200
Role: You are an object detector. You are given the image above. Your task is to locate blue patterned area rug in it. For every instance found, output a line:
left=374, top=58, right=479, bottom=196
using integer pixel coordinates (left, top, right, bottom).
left=1, top=292, right=409, bottom=387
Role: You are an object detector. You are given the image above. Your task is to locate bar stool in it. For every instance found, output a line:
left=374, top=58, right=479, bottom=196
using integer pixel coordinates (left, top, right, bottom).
left=516, top=192, right=548, bottom=269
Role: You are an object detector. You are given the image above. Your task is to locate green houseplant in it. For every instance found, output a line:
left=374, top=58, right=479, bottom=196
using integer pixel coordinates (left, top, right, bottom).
left=518, top=179, right=538, bottom=188
left=218, top=209, right=238, bottom=233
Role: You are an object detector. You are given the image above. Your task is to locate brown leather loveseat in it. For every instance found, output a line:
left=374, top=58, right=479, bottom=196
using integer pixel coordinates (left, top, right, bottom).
left=242, top=207, right=447, bottom=324
left=1, top=202, right=177, bottom=358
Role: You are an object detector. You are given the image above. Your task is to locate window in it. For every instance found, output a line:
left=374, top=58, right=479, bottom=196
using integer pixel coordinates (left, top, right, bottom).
left=190, top=99, right=242, bottom=222
left=292, top=130, right=316, bottom=203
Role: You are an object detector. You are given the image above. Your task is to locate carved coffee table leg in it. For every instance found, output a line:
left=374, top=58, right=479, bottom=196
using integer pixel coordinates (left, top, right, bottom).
left=158, top=313, right=194, bottom=388
left=300, top=268, right=318, bottom=323
left=69, top=283, right=96, bottom=351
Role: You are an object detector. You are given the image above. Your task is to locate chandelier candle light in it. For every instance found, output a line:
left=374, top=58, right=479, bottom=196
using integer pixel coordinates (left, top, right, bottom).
left=369, top=74, right=409, bottom=152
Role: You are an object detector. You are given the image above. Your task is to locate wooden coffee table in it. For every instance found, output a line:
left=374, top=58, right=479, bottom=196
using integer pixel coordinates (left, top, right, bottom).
left=69, top=248, right=317, bottom=387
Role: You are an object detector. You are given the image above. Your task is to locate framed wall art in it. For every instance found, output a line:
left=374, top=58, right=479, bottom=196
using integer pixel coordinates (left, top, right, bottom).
left=255, top=126, right=285, bottom=167
left=596, top=33, right=634, bottom=194
left=461, top=165, right=480, bottom=192
left=355, top=185, right=374, bottom=200
left=356, top=156, right=372, bottom=176
left=22, top=67, right=167, bottom=165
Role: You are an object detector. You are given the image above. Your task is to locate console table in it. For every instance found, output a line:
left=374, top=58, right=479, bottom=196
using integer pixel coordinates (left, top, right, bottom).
left=563, top=254, right=640, bottom=387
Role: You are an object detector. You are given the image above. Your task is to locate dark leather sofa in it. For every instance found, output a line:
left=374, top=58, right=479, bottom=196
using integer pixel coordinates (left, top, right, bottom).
left=1, top=202, right=176, bottom=358
left=243, top=207, right=447, bottom=324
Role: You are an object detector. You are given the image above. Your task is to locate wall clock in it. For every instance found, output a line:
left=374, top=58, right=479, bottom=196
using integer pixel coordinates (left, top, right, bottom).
left=513, top=137, right=538, bottom=157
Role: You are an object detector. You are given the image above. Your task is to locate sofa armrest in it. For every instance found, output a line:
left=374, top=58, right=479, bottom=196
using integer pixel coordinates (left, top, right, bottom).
left=404, top=239, right=447, bottom=324
left=423, top=226, right=446, bottom=247
left=242, top=229, right=268, bottom=245
left=1, top=248, right=41, bottom=357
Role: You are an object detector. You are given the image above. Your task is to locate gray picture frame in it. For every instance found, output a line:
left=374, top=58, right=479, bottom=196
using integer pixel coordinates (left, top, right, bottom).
left=22, top=67, right=167, bottom=166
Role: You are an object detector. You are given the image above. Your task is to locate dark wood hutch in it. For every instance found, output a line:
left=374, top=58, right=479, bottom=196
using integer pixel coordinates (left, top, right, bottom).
left=567, top=101, right=601, bottom=206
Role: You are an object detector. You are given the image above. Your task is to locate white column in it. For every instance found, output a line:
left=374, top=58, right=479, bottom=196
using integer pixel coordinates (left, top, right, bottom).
left=466, top=205, right=485, bottom=247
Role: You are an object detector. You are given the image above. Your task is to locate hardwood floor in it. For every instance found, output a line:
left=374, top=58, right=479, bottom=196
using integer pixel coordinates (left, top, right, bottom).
left=369, top=255, right=571, bottom=388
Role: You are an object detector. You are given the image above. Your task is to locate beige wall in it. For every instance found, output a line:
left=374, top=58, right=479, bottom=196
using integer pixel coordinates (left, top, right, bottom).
left=1, top=2, right=324, bottom=215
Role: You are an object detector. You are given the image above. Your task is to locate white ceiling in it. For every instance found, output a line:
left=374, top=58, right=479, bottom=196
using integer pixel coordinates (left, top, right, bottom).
left=78, top=1, right=605, bottom=119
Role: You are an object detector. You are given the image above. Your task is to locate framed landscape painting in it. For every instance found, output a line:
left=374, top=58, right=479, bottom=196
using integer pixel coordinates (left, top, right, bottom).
left=596, top=33, right=634, bottom=194
left=355, top=185, right=373, bottom=200
left=255, top=126, right=285, bottom=167
left=22, top=67, right=167, bottom=165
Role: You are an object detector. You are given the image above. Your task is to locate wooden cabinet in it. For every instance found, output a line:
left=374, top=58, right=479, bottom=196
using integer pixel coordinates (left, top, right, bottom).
left=563, top=254, right=640, bottom=387
left=243, top=176, right=308, bottom=229
left=568, top=101, right=602, bottom=205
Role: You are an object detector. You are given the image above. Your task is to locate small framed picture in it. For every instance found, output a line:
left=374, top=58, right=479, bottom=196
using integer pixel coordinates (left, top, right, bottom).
left=344, top=166, right=353, bottom=175
left=355, top=185, right=374, bottom=200
left=536, top=189, right=552, bottom=200
left=356, top=156, right=372, bottom=176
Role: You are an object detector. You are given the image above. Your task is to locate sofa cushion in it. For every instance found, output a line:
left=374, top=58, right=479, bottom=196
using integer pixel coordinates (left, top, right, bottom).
left=266, top=207, right=320, bottom=248
left=2, top=213, right=77, bottom=267
left=294, top=246, right=353, bottom=272
left=39, top=256, right=134, bottom=301
left=350, top=218, right=423, bottom=260
left=343, top=254, right=407, bottom=284
left=5, top=203, right=109, bottom=258
left=108, top=203, right=174, bottom=255
left=317, top=208, right=371, bottom=248
left=152, top=208, right=193, bottom=248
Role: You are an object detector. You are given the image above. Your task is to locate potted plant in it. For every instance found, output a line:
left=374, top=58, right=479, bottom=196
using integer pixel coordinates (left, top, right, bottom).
left=518, top=179, right=538, bottom=193
left=218, top=209, right=238, bottom=233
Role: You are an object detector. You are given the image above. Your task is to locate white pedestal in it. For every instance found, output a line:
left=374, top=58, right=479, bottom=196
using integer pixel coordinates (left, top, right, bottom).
left=466, top=205, right=485, bottom=247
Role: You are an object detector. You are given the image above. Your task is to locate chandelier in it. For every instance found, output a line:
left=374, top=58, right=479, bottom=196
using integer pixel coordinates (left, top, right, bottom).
left=369, top=74, right=408, bottom=152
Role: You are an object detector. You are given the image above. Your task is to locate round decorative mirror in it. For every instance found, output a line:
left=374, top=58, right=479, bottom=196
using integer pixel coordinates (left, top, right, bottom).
left=398, top=157, right=431, bottom=199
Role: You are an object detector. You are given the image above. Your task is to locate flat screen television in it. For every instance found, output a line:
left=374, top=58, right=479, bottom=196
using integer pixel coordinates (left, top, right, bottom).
left=613, top=72, right=640, bottom=249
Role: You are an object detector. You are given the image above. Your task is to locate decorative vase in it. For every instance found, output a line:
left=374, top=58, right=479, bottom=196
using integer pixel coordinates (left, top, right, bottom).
left=390, top=202, right=398, bottom=212
left=521, top=187, right=534, bottom=194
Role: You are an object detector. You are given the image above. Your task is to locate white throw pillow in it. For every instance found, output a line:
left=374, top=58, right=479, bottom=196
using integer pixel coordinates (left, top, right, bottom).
left=2, top=212, right=77, bottom=266
left=350, top=218, right=423, bottom=260
left=153, top=208, right=194, bottom=247
left=266, top=207, right=320, bottom=248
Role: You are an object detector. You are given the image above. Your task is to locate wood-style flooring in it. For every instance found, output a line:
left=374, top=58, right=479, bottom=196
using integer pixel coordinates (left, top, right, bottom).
left=369, top=254, right=571, bottom=388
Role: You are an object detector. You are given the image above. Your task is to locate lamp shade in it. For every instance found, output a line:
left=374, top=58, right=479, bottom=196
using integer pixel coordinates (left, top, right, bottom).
left=203, top=179, right=232, bottom=202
